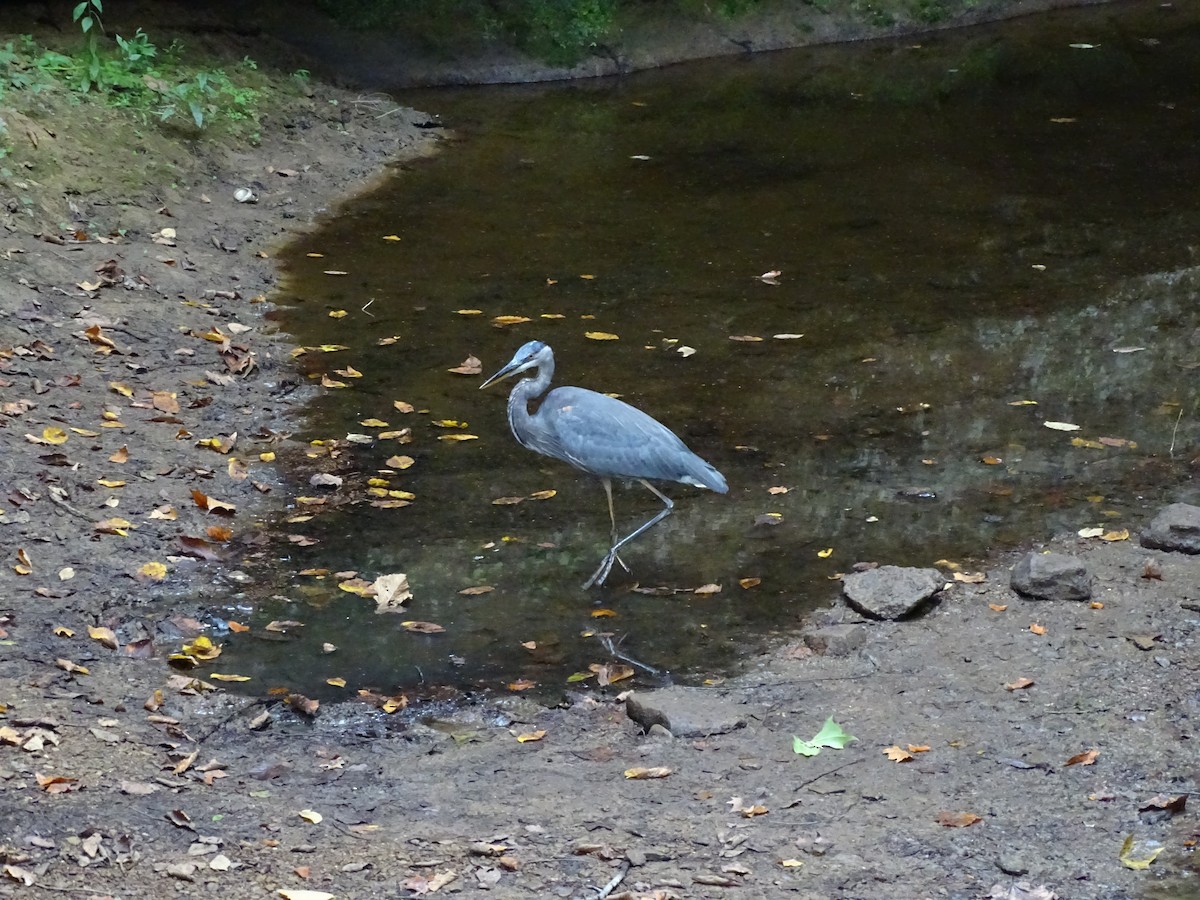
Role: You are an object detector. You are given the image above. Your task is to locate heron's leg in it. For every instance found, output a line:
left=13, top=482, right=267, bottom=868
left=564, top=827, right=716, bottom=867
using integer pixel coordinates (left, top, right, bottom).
left=584, top=480, right=674, bottom=588
left=601, top=478, right=631, bottom=574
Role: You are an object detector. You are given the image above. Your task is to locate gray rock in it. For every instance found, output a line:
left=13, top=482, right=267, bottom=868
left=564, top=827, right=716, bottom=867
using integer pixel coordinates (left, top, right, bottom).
left=996, top=852, right=1030, bottom=876
left=624, top=686, right=747, bottom=737
left=1140, top=502, right=1200, bottom=553
left=841, top=566, right=944, bottom=620
left=1010, top=552, right=1092, bottom=601
left=802, top=623, right=867, bottom=656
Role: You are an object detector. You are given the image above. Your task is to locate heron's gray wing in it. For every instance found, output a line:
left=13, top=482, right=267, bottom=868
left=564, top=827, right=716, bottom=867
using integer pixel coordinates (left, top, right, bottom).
left=538, top=387, right=724, bottom=490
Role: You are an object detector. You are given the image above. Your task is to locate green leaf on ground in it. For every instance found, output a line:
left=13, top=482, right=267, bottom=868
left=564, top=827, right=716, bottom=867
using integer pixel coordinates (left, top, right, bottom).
left=792, top=716, right=857, bottom=757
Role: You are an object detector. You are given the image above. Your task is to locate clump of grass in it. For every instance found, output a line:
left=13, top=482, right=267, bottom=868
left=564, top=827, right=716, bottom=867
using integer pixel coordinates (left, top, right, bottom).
left=0, top=12, right=263, bottom=136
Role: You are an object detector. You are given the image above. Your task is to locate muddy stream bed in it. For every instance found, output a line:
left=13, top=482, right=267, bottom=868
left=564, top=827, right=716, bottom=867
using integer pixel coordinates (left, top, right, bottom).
left=217, top=0, right=1200, bottom=698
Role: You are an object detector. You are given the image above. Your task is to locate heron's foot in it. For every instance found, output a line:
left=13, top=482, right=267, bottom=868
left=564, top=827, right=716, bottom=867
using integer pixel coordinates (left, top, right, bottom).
left=583, top=550, right=623, bottom=589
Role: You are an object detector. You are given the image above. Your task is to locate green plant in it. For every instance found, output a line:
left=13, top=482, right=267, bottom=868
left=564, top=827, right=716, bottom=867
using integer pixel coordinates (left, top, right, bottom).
left=115, top=28, right=157, bottom=69
left=72, top=0, right=105, bottom=91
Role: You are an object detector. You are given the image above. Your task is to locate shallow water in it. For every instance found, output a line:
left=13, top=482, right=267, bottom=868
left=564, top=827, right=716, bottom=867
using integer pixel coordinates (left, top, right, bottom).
left=216, top=0, right=1200, bottom=698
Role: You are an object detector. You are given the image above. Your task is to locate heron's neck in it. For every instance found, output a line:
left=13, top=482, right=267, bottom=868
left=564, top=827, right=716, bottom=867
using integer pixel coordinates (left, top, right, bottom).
left=506, top=361, right=553, bottom=450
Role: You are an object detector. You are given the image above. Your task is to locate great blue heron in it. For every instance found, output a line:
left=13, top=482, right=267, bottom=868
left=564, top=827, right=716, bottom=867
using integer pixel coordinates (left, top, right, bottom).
left=480, top=340, right=728, bottom=588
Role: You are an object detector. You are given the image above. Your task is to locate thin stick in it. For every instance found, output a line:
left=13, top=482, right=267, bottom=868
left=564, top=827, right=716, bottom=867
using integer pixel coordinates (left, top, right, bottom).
left=1169, top=407, right=1184, bottom=458
left=595, top=860, right=630, bottom=899
left=598, top=634, right=662, bottom=677
left=794, top=758, right=863, bottom=790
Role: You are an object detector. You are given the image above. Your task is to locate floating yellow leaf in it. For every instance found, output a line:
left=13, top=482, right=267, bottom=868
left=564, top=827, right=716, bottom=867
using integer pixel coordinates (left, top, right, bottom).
left=516, top=730, right=546, bottom=743
left=210, top=673, right=252, bottom=682
left=591, top=608, right=617, bottom=618
left=438, top=434, right=479, bottom=442
left=738, top=577, right=761, bottom=589
left=1029, top=623, right=1047, bottom=635
left=326, top=677, right=347, bottom=688
left=981, top=455, right=1003, bottom=465
left=1065, top=749, right=1099, bottom=767
left=109, top=445, right=128, bottom=464
left=42, top=426, right=69, bottom=445
left=1071, top=437, right=1105, bottom=450
left=55, top=658, right=89, bottom=676
left=298, top=809, right=323, bottom=824
left=1119, top=834, right=1164, bottom=870
left=402, top=620, right=445, bottom=634
left=260, top=451, right=276, bottom=462
left=96, top=517, right=136, bottom=536
left=70, top=427, right=100, bottom=437
left=884, top=745, right=914, bottom=762
left=492, top=315, right=531, bottom=327
left=87, top=626, right=117, bottom=649
left=179, top=635, right=222, bottom=661
left=1100, top=529, right=1130, bottom=542
left=97, top=478, right=126, bottom=488
left=53, top=626, right=74, bottom=638
left=382, top=234, right=401, bottom=242
left=359, top=418, right=389, bottom=428
left=385, top=455, right=415, bottom=470
left=817, top=547, right=834, bottom=558
left=1008, top=399, right=1038, bottom=406
left=109, top=381, right=134, bottom=398
left=584, top=331, right=619, bottom=341
left=137, top=561, right=168, bottom=582
left=528, top=489, right=556, bottom=500
left=624, top=767, right=672, bottom=779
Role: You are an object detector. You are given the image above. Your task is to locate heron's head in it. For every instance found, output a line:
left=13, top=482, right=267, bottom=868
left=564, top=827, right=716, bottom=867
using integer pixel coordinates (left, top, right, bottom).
left=480, top=341, right=551, bottom=389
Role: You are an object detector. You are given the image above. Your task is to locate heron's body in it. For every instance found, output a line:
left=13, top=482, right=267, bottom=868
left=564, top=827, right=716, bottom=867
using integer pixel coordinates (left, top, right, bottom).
left=481, top=340, right=727, bottom=587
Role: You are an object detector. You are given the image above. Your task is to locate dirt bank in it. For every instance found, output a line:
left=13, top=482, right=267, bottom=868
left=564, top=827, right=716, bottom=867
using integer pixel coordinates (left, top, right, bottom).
left=1, top=1, right=1197, bottom=898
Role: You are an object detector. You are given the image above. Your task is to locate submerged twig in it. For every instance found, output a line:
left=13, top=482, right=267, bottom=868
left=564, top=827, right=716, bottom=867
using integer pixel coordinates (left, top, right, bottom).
left=598, top=633, right=662, bottom=677
left=594, top=860, right=630, bottom=899
left=1169, top=406, right=1184, bottom=458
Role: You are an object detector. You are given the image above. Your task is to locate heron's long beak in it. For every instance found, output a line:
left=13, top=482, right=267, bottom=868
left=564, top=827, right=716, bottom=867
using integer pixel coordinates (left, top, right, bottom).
left=479, top=361, right=519, bottom=390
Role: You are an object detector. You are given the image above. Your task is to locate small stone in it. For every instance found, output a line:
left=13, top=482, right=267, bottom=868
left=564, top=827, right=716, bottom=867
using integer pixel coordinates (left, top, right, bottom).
left=1010, top=552, right=1092, bottom=602
left=1140, top=502, right=1200, bottom=553
left=626, top=848, right=646, bottom=867
left=166, top=862, right=197, bottom=881
left=625, top=686, right=748, bottom=738
left=801, top=624, right=866, bottom=656
left=997, top=852, right=1030, bottom=876
left=842, top=566, right=944, bottom=619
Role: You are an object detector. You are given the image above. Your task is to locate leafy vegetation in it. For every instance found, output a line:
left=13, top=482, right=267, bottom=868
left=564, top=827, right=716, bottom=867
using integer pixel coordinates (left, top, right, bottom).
left=0, top=10, right=262, bottom=136
left=314, top=0, right=618, bottom=65
left=310, top=0, right=995, bottom=64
